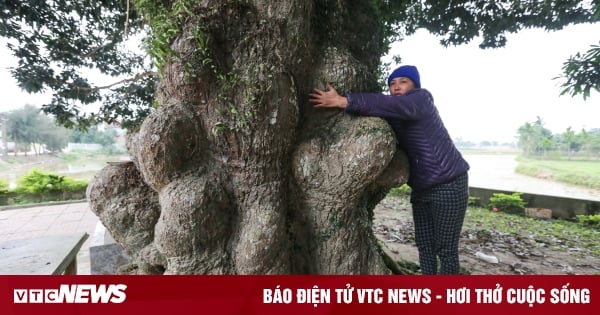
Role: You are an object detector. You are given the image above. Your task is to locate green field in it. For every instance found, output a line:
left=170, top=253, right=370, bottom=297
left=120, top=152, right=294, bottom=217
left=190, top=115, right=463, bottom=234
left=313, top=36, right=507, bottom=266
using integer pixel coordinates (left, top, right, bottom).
left=516, top=157, right=600, bottom=189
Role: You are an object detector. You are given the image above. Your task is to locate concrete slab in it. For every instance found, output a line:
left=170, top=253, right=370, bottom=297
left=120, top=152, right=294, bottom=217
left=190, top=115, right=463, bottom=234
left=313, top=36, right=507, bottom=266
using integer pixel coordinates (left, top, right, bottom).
left=0, top=232, right=89, bottom=274
left=0, top=202, right=99, bottom=274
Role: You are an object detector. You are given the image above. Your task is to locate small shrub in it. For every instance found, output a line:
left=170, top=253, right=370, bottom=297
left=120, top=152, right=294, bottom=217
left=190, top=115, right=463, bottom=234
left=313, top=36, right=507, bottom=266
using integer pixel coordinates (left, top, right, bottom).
left=488, top=192, right=526, bottom=215
left=388, top=184, right=412, bottom=197
left=575, top=214, right=600, bottom=228
left=14, top=169, right=88, bottom=194
left=59, top=177, right=89, bottom=191
left=468, top=196, right=480, bottom=206
left=15, top=169, right=62, bottom=193
left=0, top=180, right=9, bottom=193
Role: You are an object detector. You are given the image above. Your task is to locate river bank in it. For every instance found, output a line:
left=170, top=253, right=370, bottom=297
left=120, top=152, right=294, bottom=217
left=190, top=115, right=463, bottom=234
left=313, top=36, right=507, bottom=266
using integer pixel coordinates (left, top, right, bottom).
left=464, top=154, right=600, bottom=202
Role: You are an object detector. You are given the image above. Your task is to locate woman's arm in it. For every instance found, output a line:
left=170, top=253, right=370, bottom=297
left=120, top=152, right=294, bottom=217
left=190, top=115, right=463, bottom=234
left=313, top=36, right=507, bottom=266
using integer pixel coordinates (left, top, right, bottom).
left=346, top=91, right=433, bottom=120
left=309, top=83, right=433, bottom=120
left=308, top=83, right=348, bottom=109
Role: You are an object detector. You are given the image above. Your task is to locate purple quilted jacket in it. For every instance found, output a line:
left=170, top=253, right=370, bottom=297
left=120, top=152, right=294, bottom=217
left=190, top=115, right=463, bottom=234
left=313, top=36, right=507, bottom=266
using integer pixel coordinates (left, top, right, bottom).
left=345, top=88, right=469, bottom=191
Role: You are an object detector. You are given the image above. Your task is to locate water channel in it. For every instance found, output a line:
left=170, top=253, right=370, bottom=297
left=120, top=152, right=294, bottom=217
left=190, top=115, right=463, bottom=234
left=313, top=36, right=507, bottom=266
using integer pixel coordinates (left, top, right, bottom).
left=464, top=154, right=600, bottom=202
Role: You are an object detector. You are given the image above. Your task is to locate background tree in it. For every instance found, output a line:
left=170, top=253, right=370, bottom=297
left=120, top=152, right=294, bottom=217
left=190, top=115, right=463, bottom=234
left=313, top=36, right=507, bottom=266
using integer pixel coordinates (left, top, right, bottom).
left=515, top=122, right=600, bottom=159
left=6, top=104, right=43, bottom=155
left=41, top=126, right=70, bottom=153
left=577, top=128, right=591, bottom=158
left=2, top=1, right=599, bottom=274
left=517, top=122, right=536, bottom=157
left=561, top=127, right=577, bottom=159
left=517, top=117, right=554, bottom=157
left=576, top=128, right=600, bottom=159
left=36, top=114, right=70, bottom=153
left=5, top=105, right=70, bottom=154
left=540, top=136, right=553, bottom=157
left=70, top=126, right=117, bottom=148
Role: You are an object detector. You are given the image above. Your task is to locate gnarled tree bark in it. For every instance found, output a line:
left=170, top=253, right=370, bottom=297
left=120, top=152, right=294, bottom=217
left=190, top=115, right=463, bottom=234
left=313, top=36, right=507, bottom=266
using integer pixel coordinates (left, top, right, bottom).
left=87, top=0, right=408, bottom=274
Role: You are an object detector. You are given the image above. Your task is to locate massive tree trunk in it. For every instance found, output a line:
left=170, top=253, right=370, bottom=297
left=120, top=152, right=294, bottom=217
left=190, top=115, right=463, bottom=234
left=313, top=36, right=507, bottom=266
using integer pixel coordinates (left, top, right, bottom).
left=87, top=0, right=408, bottom=274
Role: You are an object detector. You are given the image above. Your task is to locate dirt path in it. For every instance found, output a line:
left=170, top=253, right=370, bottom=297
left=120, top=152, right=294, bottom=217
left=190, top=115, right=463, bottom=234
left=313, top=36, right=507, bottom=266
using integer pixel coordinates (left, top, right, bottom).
left=374, top=196, right=600, bottom=275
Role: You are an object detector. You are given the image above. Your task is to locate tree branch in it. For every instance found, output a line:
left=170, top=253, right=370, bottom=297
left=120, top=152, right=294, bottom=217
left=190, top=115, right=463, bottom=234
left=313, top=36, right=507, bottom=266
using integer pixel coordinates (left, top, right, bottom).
left=91, top=71, right=155, bottom=91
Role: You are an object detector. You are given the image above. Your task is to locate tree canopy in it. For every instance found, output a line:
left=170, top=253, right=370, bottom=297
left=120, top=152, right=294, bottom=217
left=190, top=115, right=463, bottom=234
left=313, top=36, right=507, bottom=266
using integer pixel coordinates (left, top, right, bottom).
left=0, top=0, right=153, bottom=129
left=1, top=0, right=599, bottom=129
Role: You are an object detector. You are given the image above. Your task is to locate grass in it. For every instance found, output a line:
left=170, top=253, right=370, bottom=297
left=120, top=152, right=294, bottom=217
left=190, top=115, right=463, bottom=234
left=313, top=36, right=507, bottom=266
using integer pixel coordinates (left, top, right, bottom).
left=459, top=148, right=519, bottom=155
left=0, top=152, right=126, bottom=184
left=464, top=206, right=600, bottom=257
left=516, top=156, right=600, bottom=189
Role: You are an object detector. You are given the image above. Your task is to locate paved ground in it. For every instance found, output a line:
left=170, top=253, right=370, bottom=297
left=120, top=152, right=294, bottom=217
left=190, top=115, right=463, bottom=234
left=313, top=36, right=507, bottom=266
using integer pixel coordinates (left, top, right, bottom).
left=0, top=201, right=98, bottom=275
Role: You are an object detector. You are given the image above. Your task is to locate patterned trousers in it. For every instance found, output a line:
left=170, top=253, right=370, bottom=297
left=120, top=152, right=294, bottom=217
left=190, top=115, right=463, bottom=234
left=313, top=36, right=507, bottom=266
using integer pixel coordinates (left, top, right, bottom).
left=410, top=172, right=469, bottom=274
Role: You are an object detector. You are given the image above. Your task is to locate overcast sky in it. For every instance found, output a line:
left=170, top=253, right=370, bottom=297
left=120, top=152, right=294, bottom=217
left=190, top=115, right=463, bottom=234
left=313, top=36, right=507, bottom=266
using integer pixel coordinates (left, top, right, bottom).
left=385, top=23, right=600, bottom=144
left=2, top=23, right=599, bottom=143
